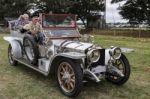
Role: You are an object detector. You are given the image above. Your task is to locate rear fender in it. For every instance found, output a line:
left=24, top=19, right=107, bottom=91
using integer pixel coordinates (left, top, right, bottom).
left=4, top=36, right=22, bottom=58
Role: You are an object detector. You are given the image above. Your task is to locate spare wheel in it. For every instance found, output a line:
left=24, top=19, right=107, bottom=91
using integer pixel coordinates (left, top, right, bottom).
left=23, top=34, right=39, bottom=65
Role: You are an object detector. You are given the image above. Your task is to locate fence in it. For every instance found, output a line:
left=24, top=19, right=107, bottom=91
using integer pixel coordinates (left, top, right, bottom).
left=80, top=28, right=150, bottom=38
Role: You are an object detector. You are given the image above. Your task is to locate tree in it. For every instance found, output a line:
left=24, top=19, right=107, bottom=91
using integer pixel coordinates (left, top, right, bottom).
left=111, top=0, right=150, bottom=25
left=120, top=0, right=150, bottom=25
left=0, top=0, right=35, bottom=20
left=69, top=0, right=105, bottom=26
left=0, top=0, right=105, bottom=27
left=39, top=0, right=73, bottom=13
left=39, top=0, right=105, bottom=26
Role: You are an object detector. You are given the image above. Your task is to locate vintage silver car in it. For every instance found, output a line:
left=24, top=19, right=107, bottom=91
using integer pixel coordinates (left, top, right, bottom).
left=4, top=14, right=130, bottom=97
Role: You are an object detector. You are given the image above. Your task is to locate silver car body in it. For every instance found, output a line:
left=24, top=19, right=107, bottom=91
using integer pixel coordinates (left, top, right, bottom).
left=4, top=14, right=126, bottom=82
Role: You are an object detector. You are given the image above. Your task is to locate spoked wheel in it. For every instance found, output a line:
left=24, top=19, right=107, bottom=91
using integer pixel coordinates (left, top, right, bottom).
left=8, top=44, right=18, bottom=66
left=23, top=34, right=39, bottom=65
left=56, top=59, right=83, bottom=98
left=106, top=54, right=131, bottom=85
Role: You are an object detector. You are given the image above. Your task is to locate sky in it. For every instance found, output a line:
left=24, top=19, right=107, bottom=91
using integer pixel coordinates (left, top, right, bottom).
left=106, top=0, right=127, bottom=23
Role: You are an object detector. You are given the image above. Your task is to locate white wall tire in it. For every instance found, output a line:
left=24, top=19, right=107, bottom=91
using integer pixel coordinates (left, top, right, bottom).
left=23, top=34, right=39, bottom=65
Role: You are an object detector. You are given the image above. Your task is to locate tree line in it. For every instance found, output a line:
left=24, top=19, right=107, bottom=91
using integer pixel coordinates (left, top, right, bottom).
left=112, top=0, right=150, bottom=25
left=0, top=0, right=105, bottom=25
left=0, top=0, right=150, bottom=25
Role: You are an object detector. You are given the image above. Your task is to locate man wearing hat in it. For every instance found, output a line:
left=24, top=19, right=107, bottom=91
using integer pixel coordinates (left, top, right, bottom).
left=23, top=12, right=43, bottom=44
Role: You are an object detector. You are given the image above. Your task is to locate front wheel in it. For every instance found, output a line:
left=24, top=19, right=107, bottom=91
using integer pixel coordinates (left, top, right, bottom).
left=8, top=44, right=18, bottom=66
left=106, top=54, right=131, bottom=85
left=56, top=59, right=83, bottom=98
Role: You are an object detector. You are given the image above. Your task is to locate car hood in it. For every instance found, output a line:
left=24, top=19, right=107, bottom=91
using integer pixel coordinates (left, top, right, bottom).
left=53, top=40, right=93, bottom=51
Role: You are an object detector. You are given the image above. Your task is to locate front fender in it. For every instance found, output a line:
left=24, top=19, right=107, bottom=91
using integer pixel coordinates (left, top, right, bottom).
left=3, top=36, right=22, bottom=58
left=48, top=52, right=85, bottom=74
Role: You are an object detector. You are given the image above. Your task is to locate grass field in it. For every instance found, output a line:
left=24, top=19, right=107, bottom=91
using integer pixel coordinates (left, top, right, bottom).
left=0, top=33, right=150, bottom=99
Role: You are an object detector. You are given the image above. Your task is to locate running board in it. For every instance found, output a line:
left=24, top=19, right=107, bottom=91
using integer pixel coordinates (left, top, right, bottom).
left=14, top=58, right=48, bottom=76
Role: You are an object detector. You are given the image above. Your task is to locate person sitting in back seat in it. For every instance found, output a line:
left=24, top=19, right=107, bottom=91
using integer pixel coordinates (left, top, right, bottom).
left=16, top=14, right=29, bottom=29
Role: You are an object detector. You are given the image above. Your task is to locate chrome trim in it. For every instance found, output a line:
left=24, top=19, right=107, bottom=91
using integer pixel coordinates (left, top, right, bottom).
left=109, top=47, right=122, bottom=60
left=87, top=49, right=100, bottom=63
left=84, top=69, right=100, bottom=82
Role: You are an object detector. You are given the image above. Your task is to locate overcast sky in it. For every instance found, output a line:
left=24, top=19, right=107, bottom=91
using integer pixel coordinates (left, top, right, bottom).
left=106, top=0, right=127, bottom=23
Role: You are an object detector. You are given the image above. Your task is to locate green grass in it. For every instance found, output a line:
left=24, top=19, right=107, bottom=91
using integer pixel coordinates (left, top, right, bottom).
left=0, top=34, right=150, bottom=99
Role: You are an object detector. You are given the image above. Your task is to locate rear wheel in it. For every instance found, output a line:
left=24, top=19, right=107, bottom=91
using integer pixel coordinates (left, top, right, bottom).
left=8, top=44, right=18, bottom=66
left=106, top=54, right=131, bottom=85
left=56, top=59, right=83, bottom=97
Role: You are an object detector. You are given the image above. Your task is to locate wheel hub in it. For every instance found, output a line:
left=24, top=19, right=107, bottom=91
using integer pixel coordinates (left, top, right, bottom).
left=62, top=72, right=71, bottom=83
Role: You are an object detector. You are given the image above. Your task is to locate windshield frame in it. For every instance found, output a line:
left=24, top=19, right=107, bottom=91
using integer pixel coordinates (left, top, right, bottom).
left=41, top=14, right=77, bottom=29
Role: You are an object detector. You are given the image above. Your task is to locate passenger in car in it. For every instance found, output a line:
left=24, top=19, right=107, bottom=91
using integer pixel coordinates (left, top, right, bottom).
left=23, top=12, right=44, bottom=44
left=16, top=14, right=29, bottom=29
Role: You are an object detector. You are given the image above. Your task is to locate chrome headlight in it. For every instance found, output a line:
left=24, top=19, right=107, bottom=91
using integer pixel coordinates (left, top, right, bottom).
left=109, top=47, right=122, bottom=59
left=87, top=49, right=100, bottom=63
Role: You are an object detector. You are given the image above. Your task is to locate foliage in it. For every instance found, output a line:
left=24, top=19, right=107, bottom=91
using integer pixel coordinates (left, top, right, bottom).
left=0, top=0, right=105, bottom=26
left=39, top=0, right=72, bottom=13
left=39, top=0, right=105, bottom=26
left=69, top=0, right=105, bottom=25
left=0, top=0, right=36, bottom=20
left=111, top=0, right=150, bottom=25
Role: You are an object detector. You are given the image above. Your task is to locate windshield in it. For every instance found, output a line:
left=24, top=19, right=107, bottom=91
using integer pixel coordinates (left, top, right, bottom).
left=42, top=14, right=76, bottom=28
